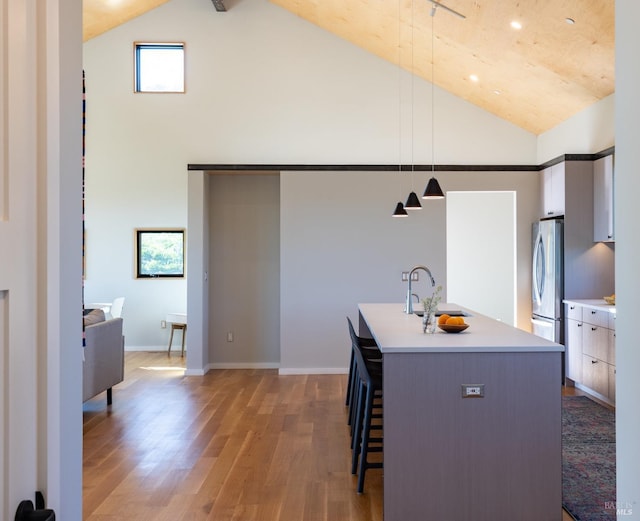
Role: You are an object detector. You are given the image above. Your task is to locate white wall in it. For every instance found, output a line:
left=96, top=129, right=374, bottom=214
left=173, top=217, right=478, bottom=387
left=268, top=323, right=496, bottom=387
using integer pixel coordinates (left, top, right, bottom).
left=537, top=94, right=615, bottom=163
left=82, top=0, right=537, bottom=348
left=279, top=169, right=539, bottom=373
left=615, top=1, right=640, bottom=514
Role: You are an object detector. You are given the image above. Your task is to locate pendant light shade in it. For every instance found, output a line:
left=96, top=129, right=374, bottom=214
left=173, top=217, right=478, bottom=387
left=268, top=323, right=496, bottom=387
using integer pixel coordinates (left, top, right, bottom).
left=422, top=177, right=445, bottom=199
left=405, top=191, right=422, bottom=210
left=393, top=202, right=408, bottom=217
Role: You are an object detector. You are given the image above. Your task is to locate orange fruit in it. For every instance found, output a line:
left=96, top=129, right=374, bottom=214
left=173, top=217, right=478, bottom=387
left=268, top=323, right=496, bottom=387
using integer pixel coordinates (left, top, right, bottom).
left=438, top=314, right=450, bottom=325
left=446, top=316, right=465, bottom=325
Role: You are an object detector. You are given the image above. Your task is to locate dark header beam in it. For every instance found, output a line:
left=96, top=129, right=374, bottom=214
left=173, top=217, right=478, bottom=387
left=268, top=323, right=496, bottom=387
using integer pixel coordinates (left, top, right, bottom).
left=188, top=147, right=616, bottom=173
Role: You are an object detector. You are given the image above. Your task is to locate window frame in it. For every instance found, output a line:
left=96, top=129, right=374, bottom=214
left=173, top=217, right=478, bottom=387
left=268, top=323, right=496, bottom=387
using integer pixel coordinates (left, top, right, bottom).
left=135, top=228, right=186, bottom=279
left=134, top=42, right=186, bottom=93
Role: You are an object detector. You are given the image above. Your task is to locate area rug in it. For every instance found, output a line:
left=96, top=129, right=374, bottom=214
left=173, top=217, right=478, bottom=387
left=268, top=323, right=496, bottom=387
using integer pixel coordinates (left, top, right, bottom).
left=562, top=395, right=616, bottom=521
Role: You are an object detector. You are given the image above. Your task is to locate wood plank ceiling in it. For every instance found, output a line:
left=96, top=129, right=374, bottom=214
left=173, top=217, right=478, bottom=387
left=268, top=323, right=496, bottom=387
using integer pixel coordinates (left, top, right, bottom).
left=83, top=0, right=614, bottom=135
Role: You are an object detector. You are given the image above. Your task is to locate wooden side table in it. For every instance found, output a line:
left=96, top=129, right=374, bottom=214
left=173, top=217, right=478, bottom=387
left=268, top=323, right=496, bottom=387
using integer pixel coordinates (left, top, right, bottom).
left=166, top=313, right=187, bottom=357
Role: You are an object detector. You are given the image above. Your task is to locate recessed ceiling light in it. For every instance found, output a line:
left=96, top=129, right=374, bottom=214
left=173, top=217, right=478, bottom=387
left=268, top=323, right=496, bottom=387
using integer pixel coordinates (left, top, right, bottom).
left=510, top=21, right=522, bottom=30
left=565, top=17, right=575, bottom=25
left=493, top=90, right=501, bottom=95
left=469, top=74, right=479, bottom=82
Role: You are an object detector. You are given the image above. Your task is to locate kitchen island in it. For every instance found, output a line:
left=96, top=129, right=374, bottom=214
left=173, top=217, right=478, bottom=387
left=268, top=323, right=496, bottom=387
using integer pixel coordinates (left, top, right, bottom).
left=358, top=303, right=565, bottom=521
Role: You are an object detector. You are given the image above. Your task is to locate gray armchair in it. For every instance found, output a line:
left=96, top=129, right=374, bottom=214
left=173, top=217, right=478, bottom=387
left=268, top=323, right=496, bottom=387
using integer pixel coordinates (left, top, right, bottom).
left=83, top=317, right=124, bottom=404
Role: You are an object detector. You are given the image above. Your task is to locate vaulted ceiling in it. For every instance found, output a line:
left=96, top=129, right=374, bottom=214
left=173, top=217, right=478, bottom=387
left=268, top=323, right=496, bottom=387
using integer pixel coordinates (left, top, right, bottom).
left=83, top=0, right=615, bottom=135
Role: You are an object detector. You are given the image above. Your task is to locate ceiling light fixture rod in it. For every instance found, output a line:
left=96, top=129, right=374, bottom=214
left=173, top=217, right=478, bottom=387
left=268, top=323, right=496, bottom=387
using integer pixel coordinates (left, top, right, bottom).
left=426, top=0, right=466, bottom=20
left=422, top=0, right=445, bottom=199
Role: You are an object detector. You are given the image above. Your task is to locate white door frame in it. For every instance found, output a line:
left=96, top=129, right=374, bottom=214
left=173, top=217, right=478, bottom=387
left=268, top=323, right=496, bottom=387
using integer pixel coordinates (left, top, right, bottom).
left=1, top=0, right=83, bottom=519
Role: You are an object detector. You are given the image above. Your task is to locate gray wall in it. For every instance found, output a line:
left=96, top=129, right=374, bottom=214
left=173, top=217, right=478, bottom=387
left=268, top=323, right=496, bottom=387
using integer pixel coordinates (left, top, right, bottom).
left=208, top=174, right=280, bottom=367
left=279, top=169, right=540, bottom=373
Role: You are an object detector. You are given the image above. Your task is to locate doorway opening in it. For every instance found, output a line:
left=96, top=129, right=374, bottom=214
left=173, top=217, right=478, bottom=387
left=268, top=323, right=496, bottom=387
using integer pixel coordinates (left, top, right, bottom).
left=446, top=191, right=517, bottom=325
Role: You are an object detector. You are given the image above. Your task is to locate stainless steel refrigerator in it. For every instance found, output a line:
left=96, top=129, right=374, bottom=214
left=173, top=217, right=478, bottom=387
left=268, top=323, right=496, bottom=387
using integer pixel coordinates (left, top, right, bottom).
left=531, top=218, right=564, bottom=344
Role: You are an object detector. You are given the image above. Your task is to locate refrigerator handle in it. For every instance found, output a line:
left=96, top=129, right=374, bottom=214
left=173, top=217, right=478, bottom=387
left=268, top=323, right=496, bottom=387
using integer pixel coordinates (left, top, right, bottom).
left=532, top=231, right=544, bottom=305
left=531, top=318, right=553, bottom=328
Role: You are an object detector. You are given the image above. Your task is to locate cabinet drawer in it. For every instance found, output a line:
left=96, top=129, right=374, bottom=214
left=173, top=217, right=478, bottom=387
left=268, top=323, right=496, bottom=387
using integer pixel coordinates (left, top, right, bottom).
left=582, top=355, right=609, bottom=397
left=583, top=308, right=608, bottom=327
left=583, top=323, right=610, bottom=362
left=566, top=304, right=583, bottom=321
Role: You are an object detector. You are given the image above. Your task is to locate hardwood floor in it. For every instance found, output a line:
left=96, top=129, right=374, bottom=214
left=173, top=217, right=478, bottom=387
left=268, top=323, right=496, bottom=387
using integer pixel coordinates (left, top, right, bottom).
left=84, top=352, right=573, bottom=520
left=83, top=352, right=382, bottom=520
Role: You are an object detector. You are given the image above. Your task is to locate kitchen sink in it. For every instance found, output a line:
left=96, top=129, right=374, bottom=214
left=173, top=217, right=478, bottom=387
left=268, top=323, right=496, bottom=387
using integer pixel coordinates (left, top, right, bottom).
left=414, top=309, right=471, bottom=317
left=436, top=310, right=471, bottom=317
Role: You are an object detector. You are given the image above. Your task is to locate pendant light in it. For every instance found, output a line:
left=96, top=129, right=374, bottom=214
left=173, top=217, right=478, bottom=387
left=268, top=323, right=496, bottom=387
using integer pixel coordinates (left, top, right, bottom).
left=405, top=0, right=422, bottom=210
left=405, top=190, right=422, bottom=209
left=393, top=201, right=409, bottom=217
left=422, top=3, right=445, bottom=200
left=392, top=0, right=410, bottom=217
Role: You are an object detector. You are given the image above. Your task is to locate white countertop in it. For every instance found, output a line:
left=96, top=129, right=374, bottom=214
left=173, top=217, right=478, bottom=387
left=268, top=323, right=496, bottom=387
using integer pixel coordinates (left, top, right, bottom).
left=563, top=298, right=616, bottom=314
left=166, top=312, right=187, bottom=324
left=358, top=302, right=564, bottom=354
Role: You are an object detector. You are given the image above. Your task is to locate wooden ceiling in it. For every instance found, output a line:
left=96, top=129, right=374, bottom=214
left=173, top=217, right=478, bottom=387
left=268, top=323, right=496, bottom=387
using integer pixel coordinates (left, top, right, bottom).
left=83, top=0, right=615, bottom=135
left=83, top=0, right=171, bottom=43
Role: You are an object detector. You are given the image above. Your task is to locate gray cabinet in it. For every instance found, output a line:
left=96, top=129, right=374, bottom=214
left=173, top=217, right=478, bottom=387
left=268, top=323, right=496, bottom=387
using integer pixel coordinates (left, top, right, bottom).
left=564, top=302, right=616, bottom=404
left=565, top=304, right=583, bottom=383
left=593, top=154, right=614, bottom=242
left=541, top=163, right=565, bottom=218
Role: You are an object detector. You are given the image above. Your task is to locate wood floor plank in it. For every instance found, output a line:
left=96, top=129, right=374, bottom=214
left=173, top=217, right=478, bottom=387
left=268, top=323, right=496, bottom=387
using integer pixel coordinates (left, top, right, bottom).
left=84, top=352, right=573, bottom=520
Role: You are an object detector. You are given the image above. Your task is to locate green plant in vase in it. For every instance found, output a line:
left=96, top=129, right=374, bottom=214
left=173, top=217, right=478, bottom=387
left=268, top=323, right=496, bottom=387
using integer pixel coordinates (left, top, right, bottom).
left=421, top=285, right=442, bottom=333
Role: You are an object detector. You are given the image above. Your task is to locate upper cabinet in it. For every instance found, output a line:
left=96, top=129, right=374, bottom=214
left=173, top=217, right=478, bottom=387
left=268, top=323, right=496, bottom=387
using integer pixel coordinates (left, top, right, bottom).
left=593, top=154, right=615, bottom=242
left=541, top=162, right=565, bottom=218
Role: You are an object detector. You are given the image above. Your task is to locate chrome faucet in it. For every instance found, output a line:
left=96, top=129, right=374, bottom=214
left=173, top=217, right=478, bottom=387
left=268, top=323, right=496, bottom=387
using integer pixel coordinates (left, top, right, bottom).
left=405, top=265, right=436, bottom=314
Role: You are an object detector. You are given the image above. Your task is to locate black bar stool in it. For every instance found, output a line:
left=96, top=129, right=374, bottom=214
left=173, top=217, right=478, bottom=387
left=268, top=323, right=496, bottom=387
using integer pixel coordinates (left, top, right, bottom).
left=346, top=317, right=381, bottom=429
left=347, top=318, right=383, bottom=493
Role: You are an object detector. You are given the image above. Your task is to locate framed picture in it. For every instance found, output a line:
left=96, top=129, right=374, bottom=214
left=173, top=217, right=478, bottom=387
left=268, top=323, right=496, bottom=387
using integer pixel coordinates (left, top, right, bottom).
left=135, top=228, right=185, bottom=278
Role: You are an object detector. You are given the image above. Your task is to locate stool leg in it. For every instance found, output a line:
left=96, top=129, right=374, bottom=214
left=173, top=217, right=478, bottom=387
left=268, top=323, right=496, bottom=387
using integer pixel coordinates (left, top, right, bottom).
left=181, top=324, right=186, bottom=357
left=167, top=325, right=175, bottom=356
left=346, top=350, right=355, bottom=406
left=357, top=385, right=375, bottom=493
left=351, top=380, right=365, bottom=474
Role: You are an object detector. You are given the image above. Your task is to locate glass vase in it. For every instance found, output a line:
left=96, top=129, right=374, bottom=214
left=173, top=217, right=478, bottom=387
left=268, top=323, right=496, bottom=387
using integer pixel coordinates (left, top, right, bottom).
left=422, top=310, right=437, bottom=334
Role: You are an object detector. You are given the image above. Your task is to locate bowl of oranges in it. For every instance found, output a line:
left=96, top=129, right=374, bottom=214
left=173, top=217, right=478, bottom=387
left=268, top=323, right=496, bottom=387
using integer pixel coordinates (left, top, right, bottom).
left=437, top=314, right=469, bottom=333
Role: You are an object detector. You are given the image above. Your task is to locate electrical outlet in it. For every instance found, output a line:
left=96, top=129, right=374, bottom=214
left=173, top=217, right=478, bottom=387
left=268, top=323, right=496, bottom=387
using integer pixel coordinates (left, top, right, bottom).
left=461, top=384, right=485, bottom=398
left=411, top=271, right=419, bottom=281
left=161, top=320, right=167, bottom=329
left=227, top=332, right=234, bottom=342
left=402, top=271, right=409, bottom=281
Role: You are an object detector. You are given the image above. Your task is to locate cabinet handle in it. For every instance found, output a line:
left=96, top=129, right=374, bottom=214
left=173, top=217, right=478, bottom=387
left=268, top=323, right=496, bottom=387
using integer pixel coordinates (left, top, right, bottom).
left=592, top=327, right=597, bottom=331
left=592, top=360, right=598, bottom=364
left=591, top=310, right=597, bottom=314
left=577, top=323, right=582, bottom=327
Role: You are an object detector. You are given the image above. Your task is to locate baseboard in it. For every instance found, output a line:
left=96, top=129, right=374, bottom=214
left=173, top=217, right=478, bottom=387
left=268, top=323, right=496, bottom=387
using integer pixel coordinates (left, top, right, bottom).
left=574, top=382, right=615, bottom=408
left=278, top=367, right=348, bottom=375
left=125, top=345, right=172, bottom=352
left=207, top=362, right=280, bottom=370
left=123, top=351, right=348, bottom=376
